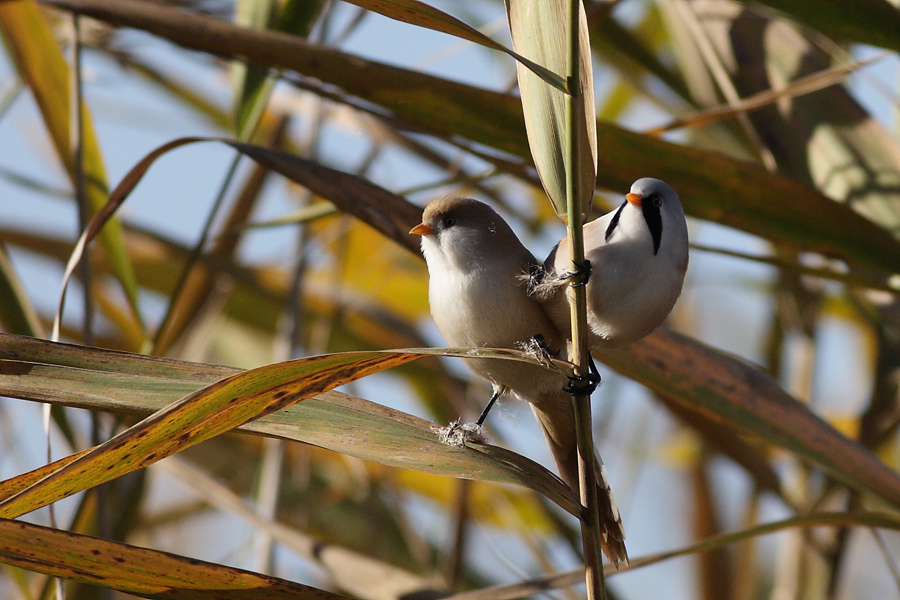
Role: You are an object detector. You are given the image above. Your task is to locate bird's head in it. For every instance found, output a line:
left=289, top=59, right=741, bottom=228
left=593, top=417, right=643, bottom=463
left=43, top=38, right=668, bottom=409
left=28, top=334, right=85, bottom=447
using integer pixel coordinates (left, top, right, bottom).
left=607, top=178, right=685, bottom=256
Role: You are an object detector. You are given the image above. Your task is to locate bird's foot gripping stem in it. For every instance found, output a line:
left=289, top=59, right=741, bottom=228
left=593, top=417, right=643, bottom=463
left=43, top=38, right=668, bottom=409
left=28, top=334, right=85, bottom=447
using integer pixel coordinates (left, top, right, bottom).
left=557, top=259, right=592, bottom=288
left=563, top=355, right=601, bottom=396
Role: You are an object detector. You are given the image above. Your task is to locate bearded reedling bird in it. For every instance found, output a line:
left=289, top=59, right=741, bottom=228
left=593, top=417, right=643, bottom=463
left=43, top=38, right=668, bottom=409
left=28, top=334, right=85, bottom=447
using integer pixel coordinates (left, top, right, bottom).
left=410, top=197, right=627, bottom=566
left=536, top=178, right=689, bottom=350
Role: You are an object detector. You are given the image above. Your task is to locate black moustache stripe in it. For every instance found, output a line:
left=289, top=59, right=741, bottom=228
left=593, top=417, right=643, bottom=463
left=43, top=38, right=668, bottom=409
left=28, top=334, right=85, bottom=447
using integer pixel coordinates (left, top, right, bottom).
left=605, top=198, right=663, bottom=255
left=605, top=201, right=627, bottom=242
left=643, top=196, right=663, bottom=255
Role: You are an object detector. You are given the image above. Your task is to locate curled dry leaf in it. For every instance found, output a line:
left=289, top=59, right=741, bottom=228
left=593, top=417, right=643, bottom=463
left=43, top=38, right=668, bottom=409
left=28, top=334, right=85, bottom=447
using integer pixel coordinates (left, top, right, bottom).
left=506, top=0, right=597, bottom=220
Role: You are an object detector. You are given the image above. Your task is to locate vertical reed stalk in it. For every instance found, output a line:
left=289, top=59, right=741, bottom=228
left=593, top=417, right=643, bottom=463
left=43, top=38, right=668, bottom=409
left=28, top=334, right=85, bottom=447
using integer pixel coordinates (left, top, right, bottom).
left=563, top=1, right=606, bottom=598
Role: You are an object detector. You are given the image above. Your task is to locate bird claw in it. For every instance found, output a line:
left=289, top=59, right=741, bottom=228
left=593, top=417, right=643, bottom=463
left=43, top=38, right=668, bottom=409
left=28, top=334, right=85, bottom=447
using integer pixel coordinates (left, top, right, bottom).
left=557, top=259, right=592, bottom=288
left=563, top=356, right=602, bottom=396
left=434, top=420, right=487, bottom=448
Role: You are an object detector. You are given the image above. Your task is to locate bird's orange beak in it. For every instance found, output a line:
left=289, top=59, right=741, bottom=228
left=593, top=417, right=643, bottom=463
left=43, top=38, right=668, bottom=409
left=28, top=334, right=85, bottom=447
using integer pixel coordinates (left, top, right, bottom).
left=625, top=192, right=642, bottom=207
left=409, top=223, right=433, bottom=236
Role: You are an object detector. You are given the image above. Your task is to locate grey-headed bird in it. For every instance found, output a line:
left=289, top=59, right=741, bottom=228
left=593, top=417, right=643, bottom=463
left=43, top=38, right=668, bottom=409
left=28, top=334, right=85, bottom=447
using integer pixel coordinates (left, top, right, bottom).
left=537, top=178, right=689, bottom=350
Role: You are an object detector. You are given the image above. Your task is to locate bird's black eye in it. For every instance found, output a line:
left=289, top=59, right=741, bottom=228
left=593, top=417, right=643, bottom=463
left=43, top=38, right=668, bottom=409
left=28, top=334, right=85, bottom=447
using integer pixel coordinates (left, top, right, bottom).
left=443, top=217, right=456, bottom=228
left=651, top=196, right=663, bottom=208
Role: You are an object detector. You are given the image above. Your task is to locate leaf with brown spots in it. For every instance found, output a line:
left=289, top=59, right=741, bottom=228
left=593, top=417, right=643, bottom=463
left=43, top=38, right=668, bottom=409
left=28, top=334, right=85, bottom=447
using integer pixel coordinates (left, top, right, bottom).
left=0, top=334, right=578, bottom=517
left=0, top=517, right=351, bottom=599
left=0, top=349, right=421, bottom=518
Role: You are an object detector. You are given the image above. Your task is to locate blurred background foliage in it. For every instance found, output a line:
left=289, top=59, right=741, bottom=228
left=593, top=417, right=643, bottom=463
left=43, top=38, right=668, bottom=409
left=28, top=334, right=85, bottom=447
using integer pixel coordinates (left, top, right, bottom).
left=2, top=0, right=900, bottom=598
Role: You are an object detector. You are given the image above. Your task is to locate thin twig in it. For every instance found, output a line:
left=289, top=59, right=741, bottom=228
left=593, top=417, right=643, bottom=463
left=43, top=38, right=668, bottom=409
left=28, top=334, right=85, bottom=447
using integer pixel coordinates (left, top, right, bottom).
left=444, top=479, right=471, bottom=587
left=150, top=156, right=240, bottom=354
left=645, top=53, right=888, bottom=135
left=689, top=243, right=900, bottom=296
left=251, top=437, right=285, bottom=574
left=70, top=17, right=92, bottom=348
left=668, top=0, right=776, bottom=171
